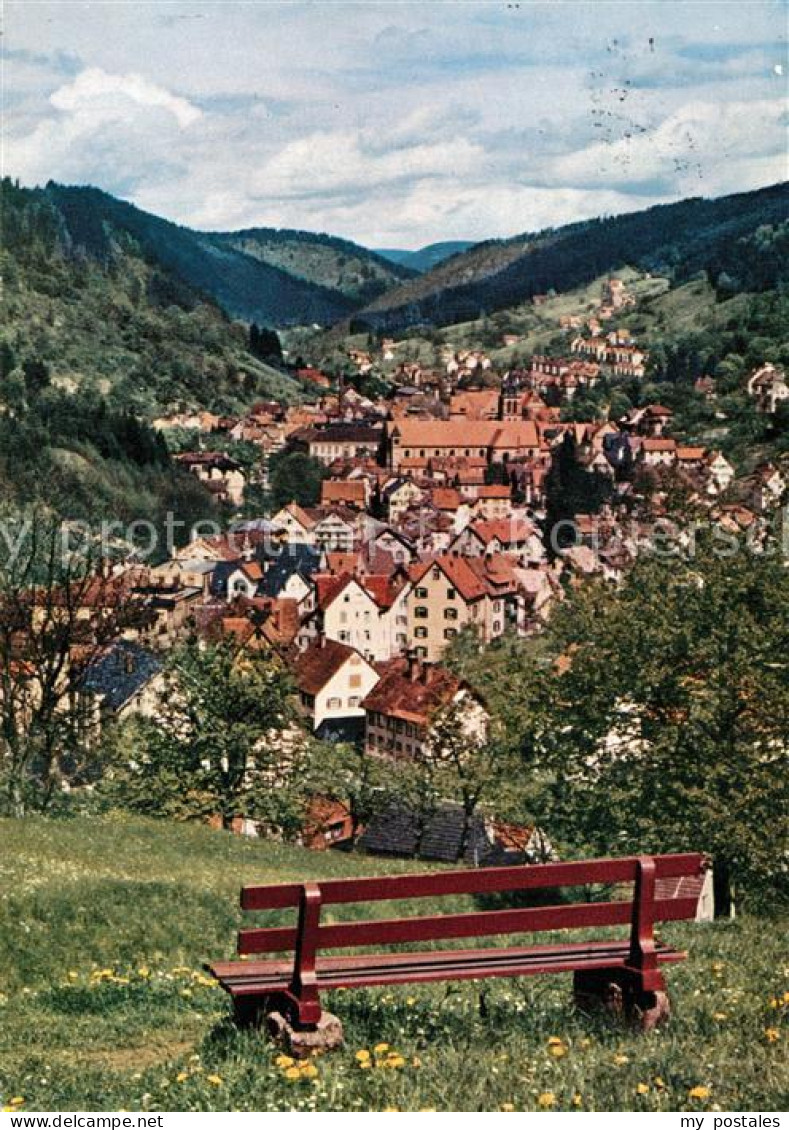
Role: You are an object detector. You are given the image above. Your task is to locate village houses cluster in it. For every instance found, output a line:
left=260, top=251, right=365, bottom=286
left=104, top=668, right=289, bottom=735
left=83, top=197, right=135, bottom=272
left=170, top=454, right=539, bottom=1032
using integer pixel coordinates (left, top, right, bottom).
left=63, top=280, right=787, bottom=853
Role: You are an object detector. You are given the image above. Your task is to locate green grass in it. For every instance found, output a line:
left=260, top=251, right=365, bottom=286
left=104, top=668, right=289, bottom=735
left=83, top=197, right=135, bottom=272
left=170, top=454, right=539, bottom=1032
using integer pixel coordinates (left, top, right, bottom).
left=1, top=815, right=786, bottom=1112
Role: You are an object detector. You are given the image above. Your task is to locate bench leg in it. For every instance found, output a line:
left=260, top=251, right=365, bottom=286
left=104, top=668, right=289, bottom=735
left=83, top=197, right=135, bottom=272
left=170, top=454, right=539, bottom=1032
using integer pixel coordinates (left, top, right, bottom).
left=233, top=995, right=263, bottom=1029
left=266, top=1008, right=344, bottom=1059
left=573, top=969, right=672, bottom=1031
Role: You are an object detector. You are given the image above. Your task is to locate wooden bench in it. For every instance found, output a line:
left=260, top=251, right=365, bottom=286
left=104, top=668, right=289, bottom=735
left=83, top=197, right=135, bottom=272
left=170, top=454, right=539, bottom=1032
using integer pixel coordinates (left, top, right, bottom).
left=207, top=852, right=707, bottom=1045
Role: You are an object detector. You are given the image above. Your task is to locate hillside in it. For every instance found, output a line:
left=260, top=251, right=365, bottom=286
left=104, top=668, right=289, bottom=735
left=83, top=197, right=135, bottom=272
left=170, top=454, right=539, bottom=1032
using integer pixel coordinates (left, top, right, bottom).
left=350, top=183, right=789, bottom=333
left=215, top=228, right=416, bottom=305
left=376, top=241, right=476, bottom=273
left=0, top=179, right=300, bottom=415
left=38, top=182, right=361, bottom=327
left=1, top=815, right=786, bottom=1112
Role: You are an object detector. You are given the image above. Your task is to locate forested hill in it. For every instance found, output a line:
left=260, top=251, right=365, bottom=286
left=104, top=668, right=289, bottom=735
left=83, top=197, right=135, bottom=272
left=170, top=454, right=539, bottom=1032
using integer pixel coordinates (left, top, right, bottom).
left=213, top=227, right=416, bottom=305
left=0, top=178, right=301, bottom=414
left=37, top=182, right=360, bottom=326
left=349, top=183, right=789, bottom=333
left=375, top=241, right=477, bottom=272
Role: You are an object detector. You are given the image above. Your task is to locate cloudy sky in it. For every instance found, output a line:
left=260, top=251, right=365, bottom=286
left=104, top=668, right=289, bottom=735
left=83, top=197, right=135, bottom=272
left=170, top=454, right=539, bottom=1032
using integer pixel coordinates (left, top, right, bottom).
left=5, top=1, right=787, bottom=247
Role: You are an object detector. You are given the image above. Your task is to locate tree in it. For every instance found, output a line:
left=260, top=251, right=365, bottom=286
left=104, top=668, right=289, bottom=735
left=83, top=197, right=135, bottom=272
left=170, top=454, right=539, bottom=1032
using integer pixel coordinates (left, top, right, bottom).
left=538, top=535, right=789, bottom=914
left=268, top=451, right=326, bottom=509
left=0, top=508, right=151, bottom=815
left=111, top=641, right=302, bottom=832
left=421, top=695, right=520, bottom=859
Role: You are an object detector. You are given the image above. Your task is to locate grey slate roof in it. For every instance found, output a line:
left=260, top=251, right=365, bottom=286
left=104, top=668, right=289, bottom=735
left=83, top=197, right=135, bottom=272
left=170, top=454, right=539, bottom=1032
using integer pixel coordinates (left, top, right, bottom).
left=81, top=641, right=162, bottom=713
left=358, top=800, right=523, bottom=866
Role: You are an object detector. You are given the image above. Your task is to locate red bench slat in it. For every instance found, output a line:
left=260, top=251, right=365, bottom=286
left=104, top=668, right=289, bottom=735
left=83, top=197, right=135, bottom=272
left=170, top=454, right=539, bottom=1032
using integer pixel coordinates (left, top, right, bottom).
left=237, top=894, right=700, bottom=955
left=240, top=852, right=704, bottom=910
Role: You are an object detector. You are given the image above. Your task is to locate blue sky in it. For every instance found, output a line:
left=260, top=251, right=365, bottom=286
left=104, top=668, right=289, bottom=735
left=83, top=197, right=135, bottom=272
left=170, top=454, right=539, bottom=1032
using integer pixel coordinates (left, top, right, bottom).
left=4, top=1, right=787, bottom=247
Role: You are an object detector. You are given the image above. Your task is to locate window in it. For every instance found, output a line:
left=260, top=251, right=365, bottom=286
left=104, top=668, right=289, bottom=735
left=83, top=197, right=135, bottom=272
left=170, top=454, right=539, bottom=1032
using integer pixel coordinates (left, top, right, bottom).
left=348, top=696, right=360, bottom=707
left=492, top=621, right=501, bottom=634
left=444, top=628, right=458, bottom=640
left=444, top=607, right=458, bottom=620
left=493, top=601, right=501, bottom=612
left=327, top=697, right=342, bottom=709
left=446, top=587, right=456, bottom=599
left=415, top=626, right=428, bottom=639
left=349, top=674, right=362, bottom=688
left=432, top=567, right=441, bottom=580
left=415, top=646, right=427, bottom=658
left=415, top=586, right=428, bottom=598
left=414, top=606, right=428, bottom=619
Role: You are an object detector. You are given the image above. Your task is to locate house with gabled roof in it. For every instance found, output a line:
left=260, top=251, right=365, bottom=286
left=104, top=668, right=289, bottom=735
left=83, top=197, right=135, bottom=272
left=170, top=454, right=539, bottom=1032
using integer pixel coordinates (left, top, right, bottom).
left=225, top=560, right=265, bottom=603
left=272, top=502, right=320, bottom=545
left=293, top=638, right=380, bottom=741
left=303, top=572, right=410, bottom=662
left=362, top=653, right=488, bottom=761
left=407, top=554, right=495, bottom=662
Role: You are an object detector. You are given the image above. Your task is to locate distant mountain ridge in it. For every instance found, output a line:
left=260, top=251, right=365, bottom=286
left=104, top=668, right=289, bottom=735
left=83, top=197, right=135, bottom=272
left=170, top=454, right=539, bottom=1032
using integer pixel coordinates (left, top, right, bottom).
left=376, top=241, right=477, bottom=272
left=213, top=226, right=415, bottom=305
left=31, top=183, right=417, bottom=327
left=353, top=183, right=789, bottom=333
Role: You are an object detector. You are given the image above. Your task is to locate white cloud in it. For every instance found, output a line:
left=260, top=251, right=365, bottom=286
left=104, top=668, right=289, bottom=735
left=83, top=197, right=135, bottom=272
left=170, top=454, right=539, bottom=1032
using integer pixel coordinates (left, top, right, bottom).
left=50, top=67, right=202, bottom=128
left=549, top=97, right=788, bottom=194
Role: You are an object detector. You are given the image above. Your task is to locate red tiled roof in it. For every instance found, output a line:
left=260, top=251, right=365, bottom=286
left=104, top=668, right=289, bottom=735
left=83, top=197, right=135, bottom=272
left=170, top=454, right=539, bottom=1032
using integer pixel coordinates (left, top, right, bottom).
left=320, top=480, right=367, bottom=505
left=409, top=554, right=488, bottom=602
left=390, top=419, right=539, bottom=450
left=294, top=639, right=364, bottom=694
left=430, top=487, right=463, bottom=510
left=361, top=659, right=461, bottom=724
left=475, top=484, right=511, bottom=499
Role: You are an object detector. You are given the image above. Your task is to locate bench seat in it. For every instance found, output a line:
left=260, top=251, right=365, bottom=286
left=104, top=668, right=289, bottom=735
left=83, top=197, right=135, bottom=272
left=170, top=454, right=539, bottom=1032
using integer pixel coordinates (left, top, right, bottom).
left=208, top=937, right=687, bottom=999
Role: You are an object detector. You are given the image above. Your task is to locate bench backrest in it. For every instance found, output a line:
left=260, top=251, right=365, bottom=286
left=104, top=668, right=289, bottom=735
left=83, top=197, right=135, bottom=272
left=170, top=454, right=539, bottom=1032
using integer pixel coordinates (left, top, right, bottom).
left=237, top=853, right=706, bottom=957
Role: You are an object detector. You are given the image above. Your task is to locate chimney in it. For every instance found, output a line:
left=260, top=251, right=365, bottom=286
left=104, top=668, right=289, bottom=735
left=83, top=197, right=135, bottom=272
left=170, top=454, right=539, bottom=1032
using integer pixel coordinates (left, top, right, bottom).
left=123, top=649, right=135, bottom=675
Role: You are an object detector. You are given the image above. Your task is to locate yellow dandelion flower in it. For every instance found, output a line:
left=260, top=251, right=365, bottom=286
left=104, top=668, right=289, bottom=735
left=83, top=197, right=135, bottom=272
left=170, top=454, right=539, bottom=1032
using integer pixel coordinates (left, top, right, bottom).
left=765, top=1028, right=781, bottom=1043
left=176, top=1072, right=189, bottom=1084
left=206, top=1074, right=223, bottom=1086
left=613, top=1053, right=629, bottom=1065
left=275, top=1055, right=295, bottom=1068
left=374, top=1042, right=390, bottom=1054
left=500, top=1104, right=515, bottom=1111
left=783, top=991, right=789, bottom=1005
left=358, top=1061, right=372, bottom=1070
left=406, top=997, right=416, bottom=1006
left=411, top=1056, right=422, bottom=1068
left=537, top=1092, right=556, bottom=1109
left=547, top=1036, right=564, bottom=1046
left=713, top=1012, right=727, bottom=1021
left=572, top=1094, right=583, bottom=1108
left=355, top=1050, right=371, bottom=1062
left=9, top=1098, right=25, bottom=1106
left=386, top=1055, right=406, bottom=1069
left=549, top=1044, right=567, bottom=1058
left=284, top=1067, right=301, bottom=1081
left=770, top=997, right=779, bottom=1008
left=654, top=1077, right=666, bottom=1089
left=636, top=1083, right=650, bottom=1095
left=137, top=966, right=150, bottom=978
left=300, top=1064, right=319, bottom=1079
left=68, top=971, right=79, bottom=980
left=688, top=1086, right=711, bottom=1100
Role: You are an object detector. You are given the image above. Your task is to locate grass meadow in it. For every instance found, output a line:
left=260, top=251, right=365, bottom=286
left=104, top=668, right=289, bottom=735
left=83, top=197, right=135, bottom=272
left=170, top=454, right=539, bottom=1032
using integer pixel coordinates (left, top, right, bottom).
left=0, top=814, right=786, bottom=1112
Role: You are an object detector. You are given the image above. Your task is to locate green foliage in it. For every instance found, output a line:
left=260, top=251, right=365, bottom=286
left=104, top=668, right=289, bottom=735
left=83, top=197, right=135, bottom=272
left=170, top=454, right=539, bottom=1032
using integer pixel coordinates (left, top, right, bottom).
left=106, top=643, right=303, bottom=834
left=0, top=178, right=300, bottom=416
left=268, top=450, right=326, bottom=509
left=450, top=535, right=789, bottom=912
